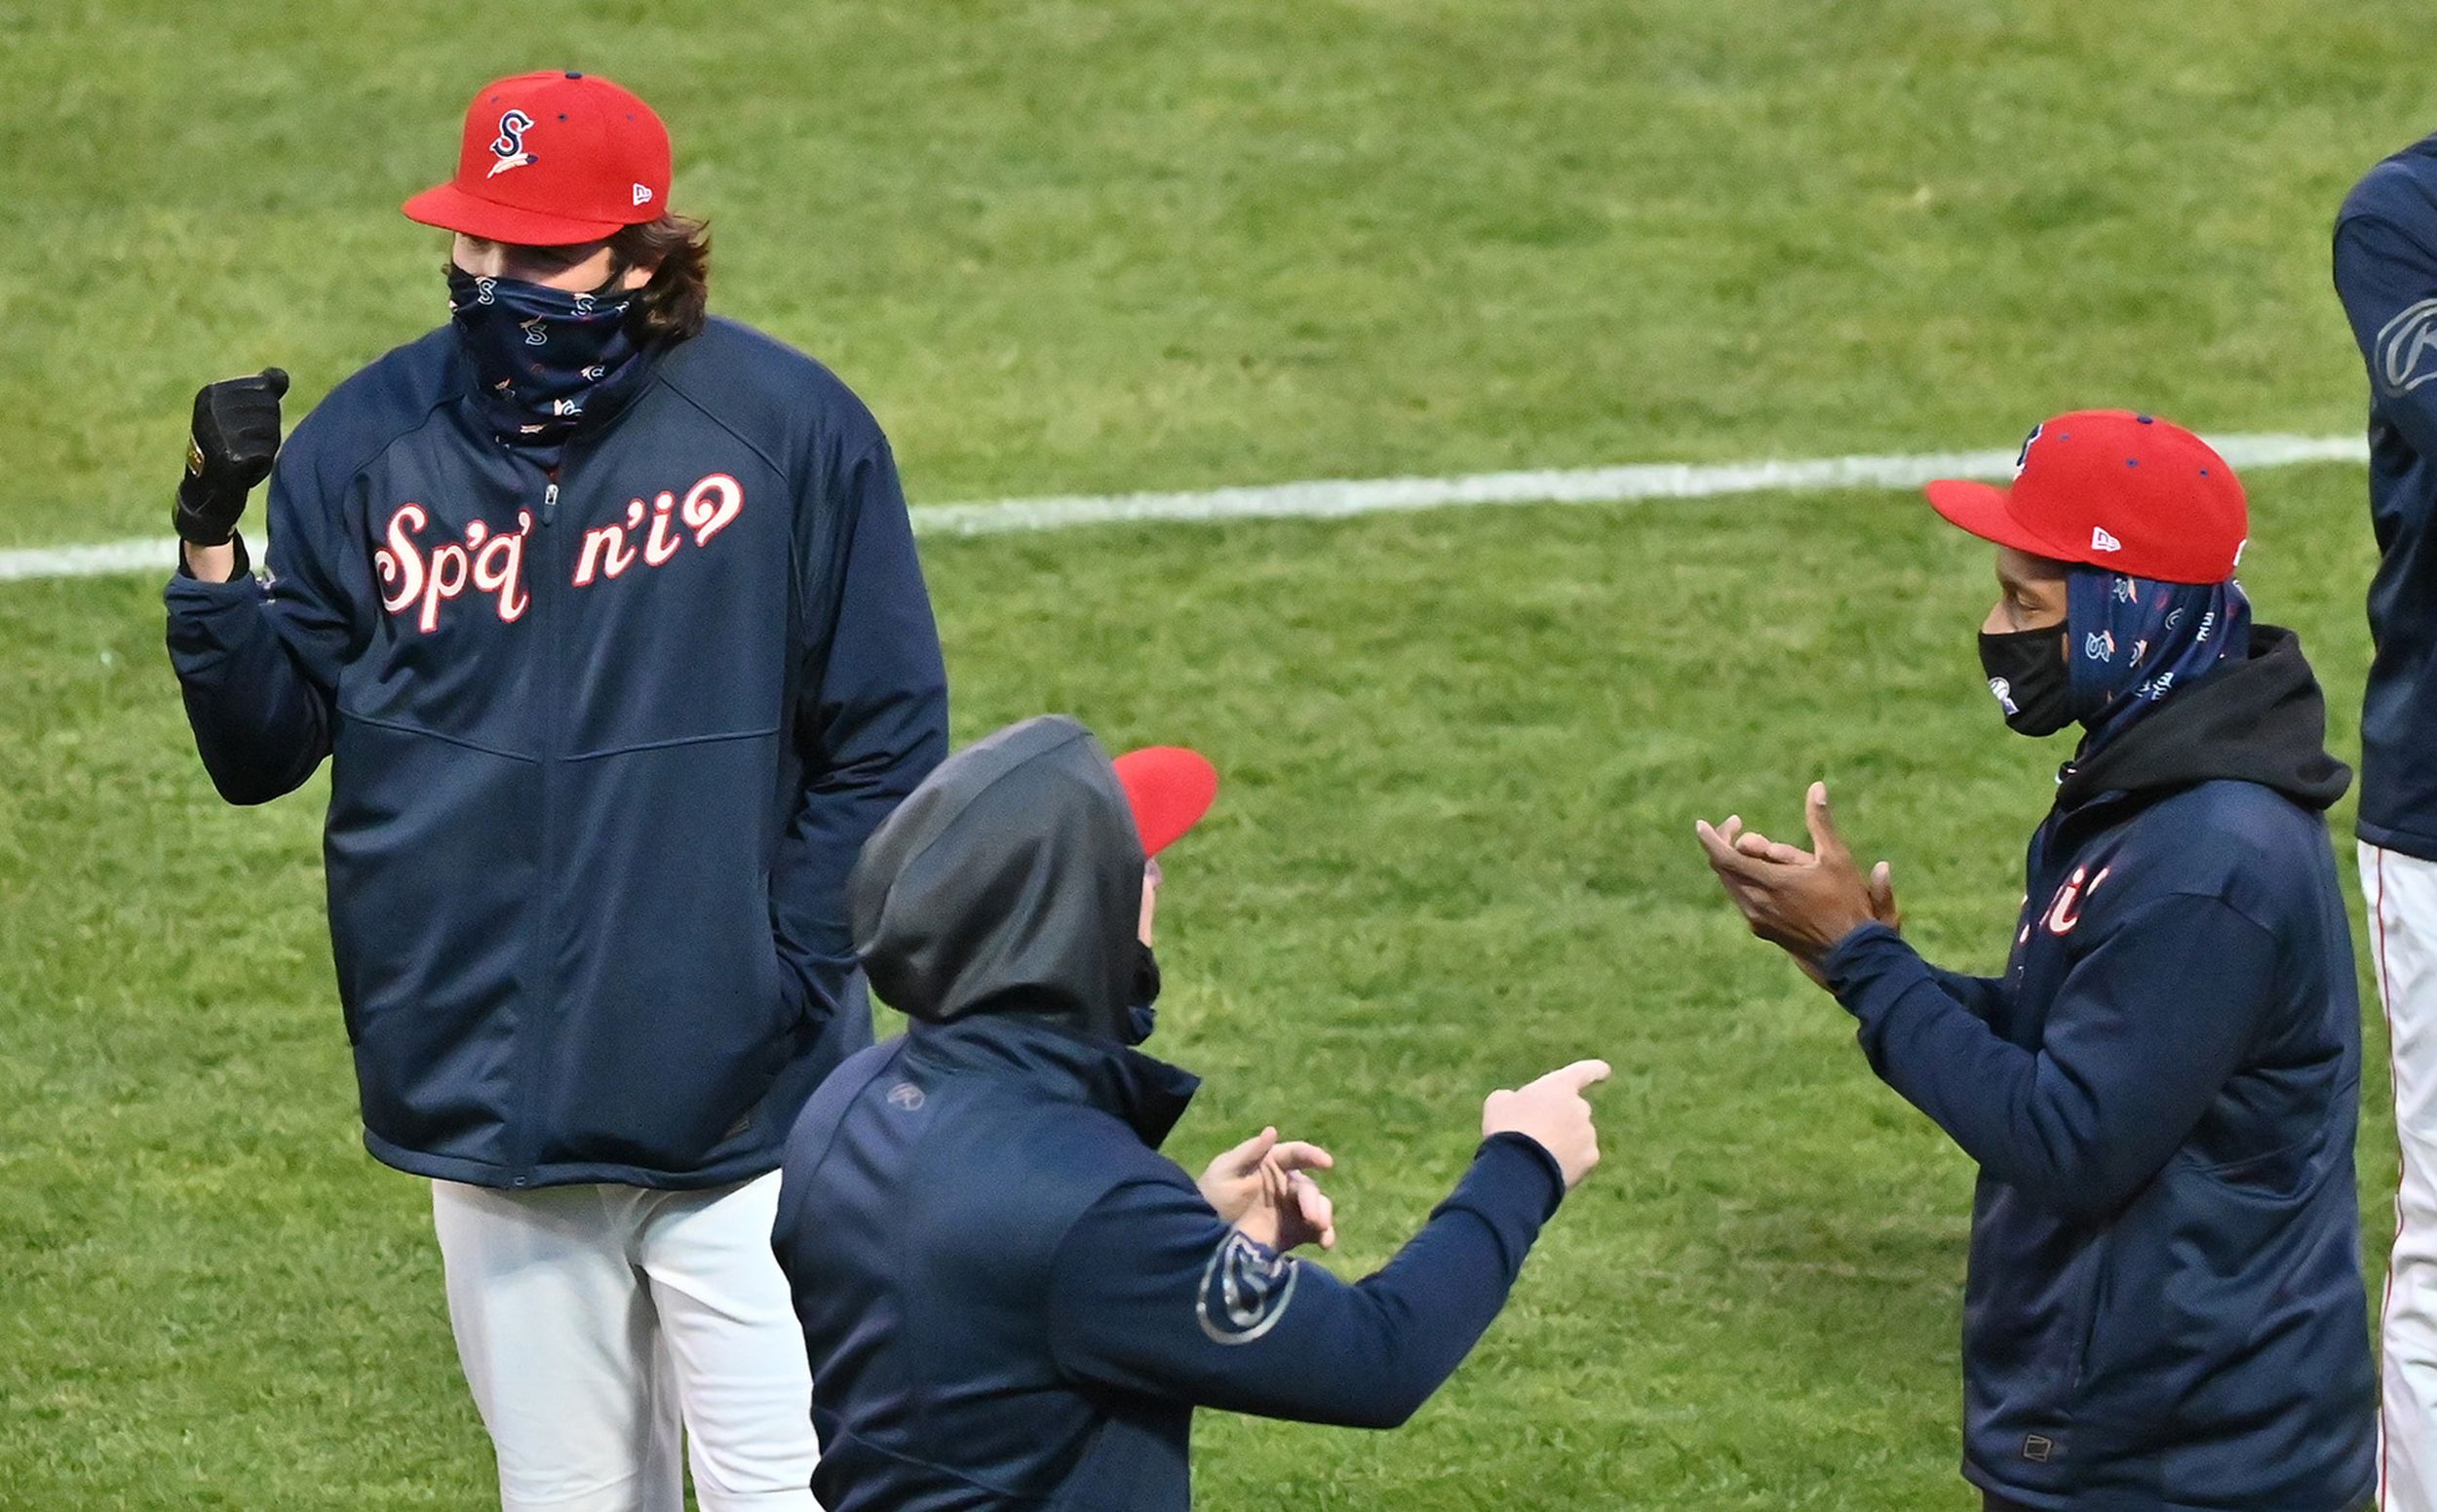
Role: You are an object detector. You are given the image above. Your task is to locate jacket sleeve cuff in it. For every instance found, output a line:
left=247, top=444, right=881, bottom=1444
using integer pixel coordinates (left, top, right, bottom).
left=1449, top=1132, right=1567, bottom=1233
left=1405, top=1134, right=1565, bottom=1286
left=1821, top=921, right=1937, bottom=1027
left=164, top=559, right=272, bottom=671
left=171, top=530, right=251, bottom=580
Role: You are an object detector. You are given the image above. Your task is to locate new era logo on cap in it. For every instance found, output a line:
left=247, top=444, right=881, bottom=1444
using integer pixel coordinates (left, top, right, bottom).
left=2091, top=526, right=2122, bottom=553
left=633, top=183, right=653, bottom=205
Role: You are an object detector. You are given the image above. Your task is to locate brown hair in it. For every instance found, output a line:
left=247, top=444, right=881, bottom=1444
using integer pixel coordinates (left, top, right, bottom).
left=607, top=213, right=711, bottom=345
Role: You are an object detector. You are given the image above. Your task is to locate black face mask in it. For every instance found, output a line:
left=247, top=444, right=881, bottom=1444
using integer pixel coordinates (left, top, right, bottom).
left=1977, top=625, right=2074, bottom=736
left=1124, top=941, right=1162, bottom=1046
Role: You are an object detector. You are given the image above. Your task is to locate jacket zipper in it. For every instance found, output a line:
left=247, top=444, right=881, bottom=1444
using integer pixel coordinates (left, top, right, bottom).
left=513, top=462, right=570, bottom=1183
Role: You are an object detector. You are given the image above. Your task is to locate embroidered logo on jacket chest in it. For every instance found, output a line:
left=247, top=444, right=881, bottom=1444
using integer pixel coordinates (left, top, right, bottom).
left=374, top=472, right=745, bottom=633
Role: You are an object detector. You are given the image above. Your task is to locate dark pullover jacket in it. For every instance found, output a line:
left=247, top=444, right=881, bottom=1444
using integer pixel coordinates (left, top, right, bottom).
left=1823, top=628, right=2376, bottom=1512
left=164, top=318, right=948, bottom=1189
left=2336, top=134, right=2437, bottom=859
left=773, top=716, right=1567, bottom=1512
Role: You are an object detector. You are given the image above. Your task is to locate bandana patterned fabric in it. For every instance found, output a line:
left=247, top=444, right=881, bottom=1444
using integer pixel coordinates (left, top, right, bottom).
left=2066, top=564, right=2252, bottom=744
left=445, top=264, right=649, bottom=459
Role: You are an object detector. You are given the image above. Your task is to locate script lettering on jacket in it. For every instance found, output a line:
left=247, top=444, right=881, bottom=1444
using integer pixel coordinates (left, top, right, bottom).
left=373, top=473, right=745, bottom=634
left=2041, top=864, right=2112, bottom=936
left=377, top=503, right=534, bottom=632
left=573, top=473, right=743, bottom=587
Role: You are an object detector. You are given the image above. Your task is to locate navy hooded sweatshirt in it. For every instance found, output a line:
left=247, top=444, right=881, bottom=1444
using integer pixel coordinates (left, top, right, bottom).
left=773, top=716, right=1568, bottom=1512
left=164, top=316, right=948, bottom=1190
left=1822, top=628, right=2376, bottom=1511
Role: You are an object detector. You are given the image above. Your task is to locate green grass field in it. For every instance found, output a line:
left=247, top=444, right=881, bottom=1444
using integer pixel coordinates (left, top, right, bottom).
left=0, top=1, right=2422, bottom=1506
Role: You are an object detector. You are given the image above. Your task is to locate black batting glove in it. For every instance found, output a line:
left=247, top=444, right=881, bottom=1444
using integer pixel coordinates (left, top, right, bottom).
left=174, top=368, right=290, bottom=546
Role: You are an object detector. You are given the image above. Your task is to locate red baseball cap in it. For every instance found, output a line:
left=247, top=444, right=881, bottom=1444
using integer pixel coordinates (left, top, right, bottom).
left=1923, top=410, right=2248, bottom=584
left=1114, top=747, right=1218, bottom=857
left=404, top=71, right=671, bottom=246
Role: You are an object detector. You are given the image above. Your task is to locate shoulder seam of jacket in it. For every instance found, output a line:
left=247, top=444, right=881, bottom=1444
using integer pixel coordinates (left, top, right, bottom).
left=2335, top=207, right=2434, bottom=244
left=793, top=1047, right=904, bottom=1189
left=649, top=365, right=800, bottom=484
left=309, top=386, right=466, bottom=504
left=2102, top=886, right=2281, bottom=947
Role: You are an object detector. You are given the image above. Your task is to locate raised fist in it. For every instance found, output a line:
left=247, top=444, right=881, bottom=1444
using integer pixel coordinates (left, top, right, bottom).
left=174, top=368, right=290, bottom=547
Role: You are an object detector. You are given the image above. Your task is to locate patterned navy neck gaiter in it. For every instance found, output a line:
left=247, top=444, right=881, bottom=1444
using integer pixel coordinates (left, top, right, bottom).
left=445, top=264, right=649, bottom=457
left=2066, top=564, right=2252, bottom=747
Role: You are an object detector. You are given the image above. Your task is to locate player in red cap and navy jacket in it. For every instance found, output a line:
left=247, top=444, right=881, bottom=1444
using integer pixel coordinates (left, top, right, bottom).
left=164, top=70, right=947, bottom=1511
left=1696, top=412, right=2376, bottom=1512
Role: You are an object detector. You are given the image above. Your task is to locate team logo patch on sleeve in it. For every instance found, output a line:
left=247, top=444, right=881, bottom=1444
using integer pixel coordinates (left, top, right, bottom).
left=2378, top=297, right=2437, bottom=397
left=1197, top=1230, right=1298, bottom=1344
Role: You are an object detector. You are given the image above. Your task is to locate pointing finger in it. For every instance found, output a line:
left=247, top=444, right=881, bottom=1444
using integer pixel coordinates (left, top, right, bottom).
left=1538, top=1058, right=1612, bottom=1094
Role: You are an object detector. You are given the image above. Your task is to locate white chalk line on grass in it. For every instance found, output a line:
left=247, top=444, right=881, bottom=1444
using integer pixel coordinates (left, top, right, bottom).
left=0, top=432, right=2369, bottom=586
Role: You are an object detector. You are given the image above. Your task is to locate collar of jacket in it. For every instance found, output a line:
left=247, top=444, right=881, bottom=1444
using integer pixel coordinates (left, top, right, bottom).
left=2049, top=623, right=2351, bottom=827
left=904, top=1013, right=1201, bottom=1149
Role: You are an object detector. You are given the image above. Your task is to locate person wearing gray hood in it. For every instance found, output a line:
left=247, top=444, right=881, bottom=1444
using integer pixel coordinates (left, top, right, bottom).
left=771, top=714, right=1607, bottom=1512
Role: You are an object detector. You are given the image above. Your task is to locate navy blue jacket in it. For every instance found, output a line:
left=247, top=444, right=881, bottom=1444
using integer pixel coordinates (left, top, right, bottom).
left=2336, top=134, right=2437, bottom=859
left=773, top=716, right=1567, bottom=1512
left=1823, top=629, right=2375, bottom=1511
left=164, top=318, right=948, bottom=1189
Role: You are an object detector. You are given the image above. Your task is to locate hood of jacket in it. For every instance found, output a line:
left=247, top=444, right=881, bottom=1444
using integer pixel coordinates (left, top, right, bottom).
left=849, top=715, right=1145, bottom=1039
left=2055, top=624, right=2352, bottom=814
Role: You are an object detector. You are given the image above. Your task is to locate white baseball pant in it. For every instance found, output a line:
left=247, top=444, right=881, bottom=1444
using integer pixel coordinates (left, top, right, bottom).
left=431, top=1170, right=819, bottom=1512
left=2362, top=841, right=2437, bottom=1512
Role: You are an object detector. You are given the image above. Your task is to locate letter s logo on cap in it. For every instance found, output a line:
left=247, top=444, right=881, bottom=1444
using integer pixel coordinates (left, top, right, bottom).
left=488, top=109, right=537, bottom=177
left=2013, top=422, right=2044, bottom=480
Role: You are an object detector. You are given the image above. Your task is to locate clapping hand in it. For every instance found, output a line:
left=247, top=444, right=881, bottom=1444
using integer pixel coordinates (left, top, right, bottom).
left=1695, top=782, right=1898, bottom=984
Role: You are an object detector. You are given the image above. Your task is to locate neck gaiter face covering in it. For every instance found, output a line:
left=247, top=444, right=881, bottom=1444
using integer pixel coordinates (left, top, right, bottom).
left=445, top=264, right=648, bottom=456
left=2065, top=565, right=2252, bottom=745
